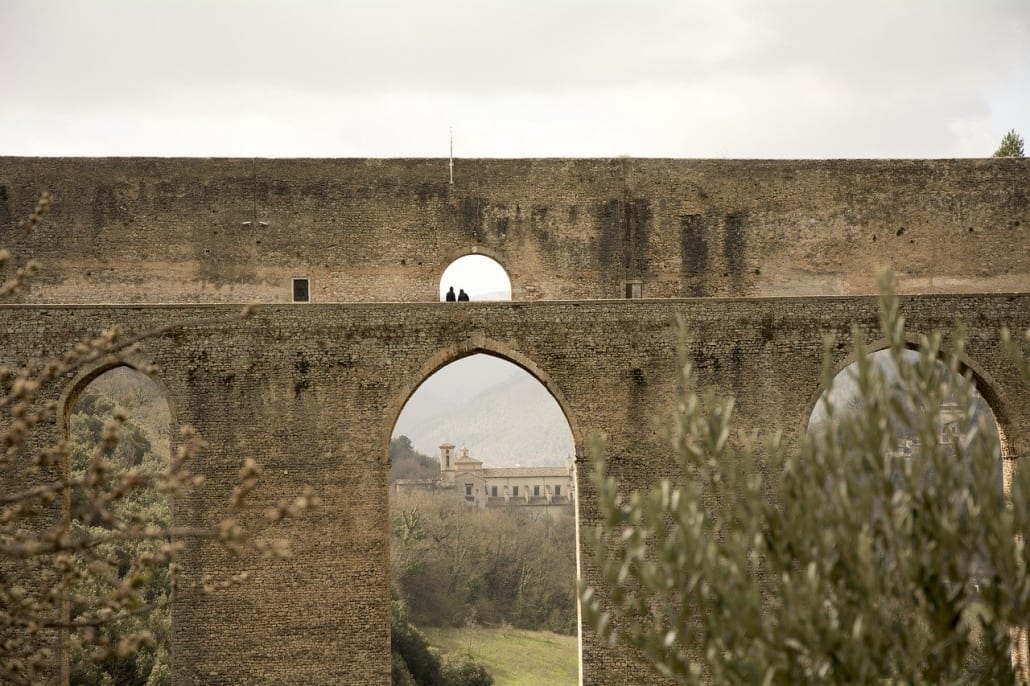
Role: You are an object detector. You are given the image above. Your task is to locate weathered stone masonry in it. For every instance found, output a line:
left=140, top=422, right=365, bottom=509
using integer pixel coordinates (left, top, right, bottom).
left=1, top=296, right=1027, bottom=684
left=0, top=156, right=1028, bottom=683
left=1, top=157, right=1027, bottom=304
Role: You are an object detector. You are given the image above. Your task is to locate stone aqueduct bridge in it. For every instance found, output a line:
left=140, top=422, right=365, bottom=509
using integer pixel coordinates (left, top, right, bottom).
left=1, top=158, right=1028, bottom=683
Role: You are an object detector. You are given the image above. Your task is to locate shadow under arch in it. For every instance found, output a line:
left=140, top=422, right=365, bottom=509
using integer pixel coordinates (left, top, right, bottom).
left=799, top=334, right=1017, bottom=460
left=383, top=336, right=584, bottom=464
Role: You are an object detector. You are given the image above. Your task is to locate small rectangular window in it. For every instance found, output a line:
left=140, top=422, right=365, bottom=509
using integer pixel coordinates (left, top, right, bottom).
left=293, top=278, right=310, bottom=302
left=491, top=486, right=498, bottom=497
left=554, top=485, right=561, bottom=496
left=625, top=280, right=642, bottom=299
left=533, top=485, right=540, bottom=497
left=512, top=486, right=519, bottom=497
left=465, top=484, right=473, bottom=496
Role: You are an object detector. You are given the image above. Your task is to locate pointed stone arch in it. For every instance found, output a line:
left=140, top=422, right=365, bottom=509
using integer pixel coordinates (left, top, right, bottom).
left=60, top=356, right=177, bottom=435
left=384, top=335, right=585, bottom=678
left=58, top=357, right=175, bottom=685
left=384, top=335, right=583, bottom=462
left=801, top=334, right=1016, bottom=460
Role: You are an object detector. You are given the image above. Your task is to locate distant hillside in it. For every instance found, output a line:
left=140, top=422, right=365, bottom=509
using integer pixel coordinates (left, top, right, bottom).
left=393, top=355, right=574, bottom=467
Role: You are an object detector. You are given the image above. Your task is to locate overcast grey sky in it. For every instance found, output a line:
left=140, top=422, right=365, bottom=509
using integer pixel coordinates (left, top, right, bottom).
left=2, top=0, right=1027, bottom=158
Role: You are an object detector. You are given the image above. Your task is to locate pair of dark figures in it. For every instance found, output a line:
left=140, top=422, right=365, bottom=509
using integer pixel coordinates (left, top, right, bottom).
left=445, top=287, right=469, bottom=302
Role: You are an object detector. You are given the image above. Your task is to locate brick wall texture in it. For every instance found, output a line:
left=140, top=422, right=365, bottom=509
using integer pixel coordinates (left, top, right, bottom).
left=0, top=157, right=1028, bottom=683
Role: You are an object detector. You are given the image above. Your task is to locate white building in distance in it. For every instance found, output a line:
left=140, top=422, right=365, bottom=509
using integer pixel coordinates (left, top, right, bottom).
left=395, top=443, right=575, bottom=513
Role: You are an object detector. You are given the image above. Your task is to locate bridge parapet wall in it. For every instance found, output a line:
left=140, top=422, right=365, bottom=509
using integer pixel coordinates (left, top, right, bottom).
left=1, top=157, right=1026, bottom=304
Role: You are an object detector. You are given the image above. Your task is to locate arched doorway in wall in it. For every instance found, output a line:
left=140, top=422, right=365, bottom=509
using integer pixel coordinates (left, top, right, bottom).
left=63, top=365, right=172, bottom=686
left=808, top=347, right=1004, bottom=459
left=439, top=254, right=512, bottom=302
left=805, top=346, right=1021, bottom=679
left=388, top=351, right=580, bottom=685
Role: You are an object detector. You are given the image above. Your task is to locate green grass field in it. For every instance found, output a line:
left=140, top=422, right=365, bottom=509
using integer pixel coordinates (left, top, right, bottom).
left=422, top=626, right=579, bottom=686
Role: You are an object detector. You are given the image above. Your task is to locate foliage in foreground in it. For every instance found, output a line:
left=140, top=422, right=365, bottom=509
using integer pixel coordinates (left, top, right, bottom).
left=581, top=285, right=1030, bottom=684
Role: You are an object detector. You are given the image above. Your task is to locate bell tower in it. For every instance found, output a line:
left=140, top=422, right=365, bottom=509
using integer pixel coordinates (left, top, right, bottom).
left=439, top=443, right=455, bottom=472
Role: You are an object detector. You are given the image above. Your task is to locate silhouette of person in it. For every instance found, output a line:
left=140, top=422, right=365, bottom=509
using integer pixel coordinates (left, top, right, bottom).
left=457, top=289, right=469, bottom=302
left=445, top=286, right=456, bottom=302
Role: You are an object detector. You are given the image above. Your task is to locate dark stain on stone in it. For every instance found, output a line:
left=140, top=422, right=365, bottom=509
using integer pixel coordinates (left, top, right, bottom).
left=184, top=350, right=211, bottom=392
left=730, top=344, right=744, bottom=381
left=301, top=180, right=329, bottom=200
left=626, top=366, right=648, bottom=421
left=691, top=347, right=722, bottom=374
left=92, top=185, right=122, bottom=232
left=415, top=182, right=448, bottom=205
left=294, top=355, right=310, bottom=397
left=679, top=213, right=708, bottom=297
left=495, top=216, right=509, bottom=238
left=459, top=197, right=487, bottom=239
left=155, top=181, right=175, bottom=210
left=723, top=211, right=747, bottom=277
left=759, top=314, right=776, bottom=343
left=530, top=206, right=552, bottom=243
left=896, top=226, right=906, bottom=236
left=0, top=186, right=11, bottom=227
left=186, top=366, right=201, bottom=394
left=597, top=199, right=622, bottom=269
left=628, top=199, right=652, bottom=274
